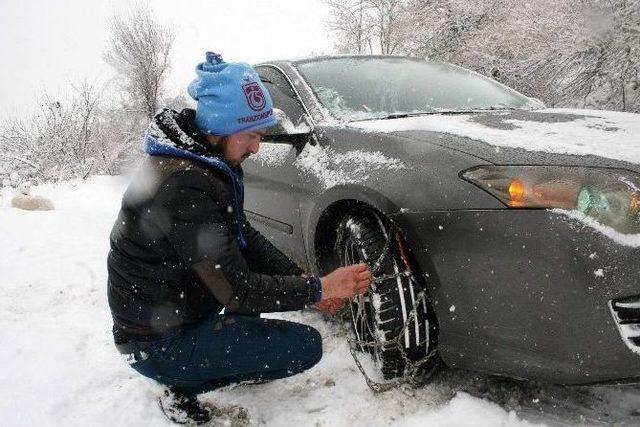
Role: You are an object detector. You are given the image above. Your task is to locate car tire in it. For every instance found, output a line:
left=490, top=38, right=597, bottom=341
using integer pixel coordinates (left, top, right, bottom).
left=337, top=209, right=440, bottom=381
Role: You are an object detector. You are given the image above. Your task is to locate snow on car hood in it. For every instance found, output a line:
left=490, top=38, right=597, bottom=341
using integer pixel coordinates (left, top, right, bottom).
left=350, top=108, right=640, bottom=165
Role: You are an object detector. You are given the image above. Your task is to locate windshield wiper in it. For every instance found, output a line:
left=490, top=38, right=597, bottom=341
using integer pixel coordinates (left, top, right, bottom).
left=351, top=106, right=525, bottom=122
left=360, top=111, right=440, bottom=121
left=356, top=110, right=477, bottom=122
left=473, top=104, right=519, bottom=111
left=384, top=112, right=431, bottom=119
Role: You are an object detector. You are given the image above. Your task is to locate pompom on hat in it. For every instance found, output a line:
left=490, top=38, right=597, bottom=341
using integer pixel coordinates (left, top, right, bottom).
left=187, top=52, right=276, bottom=136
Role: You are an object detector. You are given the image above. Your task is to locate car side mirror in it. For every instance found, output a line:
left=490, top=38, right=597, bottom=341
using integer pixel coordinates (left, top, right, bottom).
left=265, top=109, right=312, bottom=137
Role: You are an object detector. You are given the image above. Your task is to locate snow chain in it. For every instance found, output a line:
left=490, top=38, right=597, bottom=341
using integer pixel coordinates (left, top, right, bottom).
left=335, top=216, right=438, bottom=393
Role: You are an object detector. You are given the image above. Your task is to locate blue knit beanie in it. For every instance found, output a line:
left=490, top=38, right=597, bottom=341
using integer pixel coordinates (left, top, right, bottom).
left=187, top=52, right=276, bottom=136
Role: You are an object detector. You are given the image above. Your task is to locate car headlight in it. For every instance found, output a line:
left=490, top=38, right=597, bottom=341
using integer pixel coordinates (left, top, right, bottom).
left=462, top=166, right=640, bottom=234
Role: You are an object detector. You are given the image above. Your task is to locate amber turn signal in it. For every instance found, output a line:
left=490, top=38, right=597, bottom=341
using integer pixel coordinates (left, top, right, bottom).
left=508, top=180, right=525, bottom=202
left=631, top=192, right=640, bottom=217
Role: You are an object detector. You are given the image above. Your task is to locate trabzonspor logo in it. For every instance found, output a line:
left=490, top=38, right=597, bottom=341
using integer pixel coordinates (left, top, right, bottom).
left=242, top=82, right=266, bottom=111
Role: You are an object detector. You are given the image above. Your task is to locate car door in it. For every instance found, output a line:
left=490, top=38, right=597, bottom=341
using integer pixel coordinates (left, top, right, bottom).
left=242, top=65, right=312, bottom=269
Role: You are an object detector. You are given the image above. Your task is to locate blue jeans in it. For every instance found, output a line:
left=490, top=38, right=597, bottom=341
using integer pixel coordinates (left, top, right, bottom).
left=127, top=313, right=323, bottom=395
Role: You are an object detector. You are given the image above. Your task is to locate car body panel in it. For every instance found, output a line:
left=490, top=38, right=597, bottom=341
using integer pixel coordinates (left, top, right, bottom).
left=243, top=126, right=503, bottom=270
left=391, top=209, right=640, bottom=384
left=244, top=142, right=309, bottom=268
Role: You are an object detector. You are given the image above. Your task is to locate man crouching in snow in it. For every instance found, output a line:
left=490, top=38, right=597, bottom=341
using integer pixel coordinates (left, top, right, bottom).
left=107, top=52, right=371, bottom=425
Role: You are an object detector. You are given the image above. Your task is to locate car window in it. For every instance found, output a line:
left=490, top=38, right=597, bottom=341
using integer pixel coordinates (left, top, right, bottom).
left=257, top=66, right=307, bottom=126
left=294, top=57, right=536, bottom=121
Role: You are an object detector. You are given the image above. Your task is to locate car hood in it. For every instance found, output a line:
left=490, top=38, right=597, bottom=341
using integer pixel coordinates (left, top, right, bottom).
left=349, top=108, right=640, bottom=172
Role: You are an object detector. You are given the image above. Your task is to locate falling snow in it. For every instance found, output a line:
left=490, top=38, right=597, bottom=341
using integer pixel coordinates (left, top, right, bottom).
left=3, top=177, right=640, bottom=426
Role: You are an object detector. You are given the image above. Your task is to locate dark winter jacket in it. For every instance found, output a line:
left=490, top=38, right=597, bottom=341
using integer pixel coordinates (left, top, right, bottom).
left=107, top=109, right=317, bottom=343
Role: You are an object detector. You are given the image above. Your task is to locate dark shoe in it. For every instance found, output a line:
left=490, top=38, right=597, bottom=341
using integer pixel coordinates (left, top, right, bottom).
left=158, top=389, right=212, bottom=425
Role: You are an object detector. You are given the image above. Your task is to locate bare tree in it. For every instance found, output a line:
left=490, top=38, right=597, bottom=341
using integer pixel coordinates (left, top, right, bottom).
left=366, top=0, right=415, bottom=54
left=104, top=3, right=174, bottom=120
left=326, top=0, right=374, bottom=54
left=325, top=0, right=415, bottom=55
left=0, top=6, right=179, bottom=185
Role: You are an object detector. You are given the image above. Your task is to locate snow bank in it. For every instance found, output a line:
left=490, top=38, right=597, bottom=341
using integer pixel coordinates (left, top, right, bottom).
left=396, top=392, right=539, bottom=427
left=350, top=108, right=640, bottom=165
left=0, top=176, right=163, bottom=426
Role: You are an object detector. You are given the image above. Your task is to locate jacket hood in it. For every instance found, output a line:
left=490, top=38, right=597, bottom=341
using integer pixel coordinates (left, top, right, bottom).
left=145, top=108, right=221, bottom=158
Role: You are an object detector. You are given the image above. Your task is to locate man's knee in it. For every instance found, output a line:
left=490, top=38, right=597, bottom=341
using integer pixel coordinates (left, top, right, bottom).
left=308, top=326, right=323, bottom=365
left=289, top=323, right=323, bottom=370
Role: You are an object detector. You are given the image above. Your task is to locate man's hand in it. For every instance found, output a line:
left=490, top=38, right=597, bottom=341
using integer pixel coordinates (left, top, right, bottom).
left=315, top=298, right=346, bottom=314
left=320, top=262, right=372, bottom=300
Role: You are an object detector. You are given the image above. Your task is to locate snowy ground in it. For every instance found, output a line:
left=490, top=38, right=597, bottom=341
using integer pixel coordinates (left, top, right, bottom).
left=2, top=176, right=640, bottom=426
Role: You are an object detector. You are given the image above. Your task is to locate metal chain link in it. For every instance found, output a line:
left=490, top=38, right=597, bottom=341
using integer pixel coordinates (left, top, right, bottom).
left=346, top=291, right=438, bottom=392
left=336, top=220, right=438, bottom=393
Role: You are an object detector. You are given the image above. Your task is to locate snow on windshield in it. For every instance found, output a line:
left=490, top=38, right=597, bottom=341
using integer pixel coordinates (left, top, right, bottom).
left=350, top=108, right=640, bottom=165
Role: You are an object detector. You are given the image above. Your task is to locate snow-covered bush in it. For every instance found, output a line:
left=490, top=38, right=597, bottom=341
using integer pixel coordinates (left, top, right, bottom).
left=0, top=3, right=176, bottom=184
left=0, top=81, right=145, bottom=184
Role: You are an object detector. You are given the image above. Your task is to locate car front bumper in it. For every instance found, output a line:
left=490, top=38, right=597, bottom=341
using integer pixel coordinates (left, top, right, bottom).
left=391, top=209, right=640, bottom=384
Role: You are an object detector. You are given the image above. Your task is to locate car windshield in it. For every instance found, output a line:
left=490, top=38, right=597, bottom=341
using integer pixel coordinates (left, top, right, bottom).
left=294, top=57, right=538, bottom=122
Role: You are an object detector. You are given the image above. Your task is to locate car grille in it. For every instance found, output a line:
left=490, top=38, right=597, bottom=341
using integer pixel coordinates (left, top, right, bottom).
left=610, top=295, right=640, bottom=354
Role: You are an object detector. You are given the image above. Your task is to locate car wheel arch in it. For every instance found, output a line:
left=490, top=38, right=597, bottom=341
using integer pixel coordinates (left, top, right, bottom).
left=302, top=185, right=397, bottom=274
left=304, top=186, right=429, bottom=277
left=307, top=189, right=443, bottom=299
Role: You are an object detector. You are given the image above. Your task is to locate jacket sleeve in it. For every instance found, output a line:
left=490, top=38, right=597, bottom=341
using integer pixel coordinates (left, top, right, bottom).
left=242, top=216, right=305, bottom=276
left=151, top=171, right=317, bottom=314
